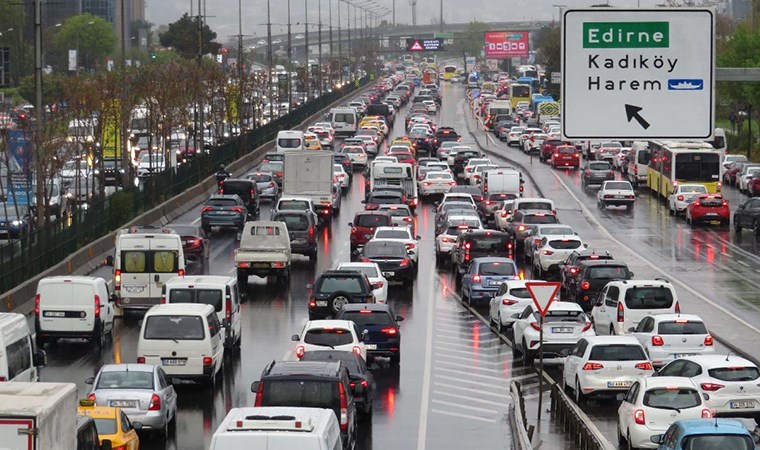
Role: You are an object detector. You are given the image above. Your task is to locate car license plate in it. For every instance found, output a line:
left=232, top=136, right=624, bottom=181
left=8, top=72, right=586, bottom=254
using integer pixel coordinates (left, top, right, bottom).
left=615, top=195, right=626, bottom=199
left=43, top=311, right=65, bottom=317
left=292, top=239, right=306, bottom=245
left=489, top=280, right=501, bottom=286
left=316, top=301, right=328, bottom=307
left=705, top=213, right=718, bottom=216
left=109, top=400, right=138, bottom=408
left=252, top=263, right=269, bottom=268
left=730, top=400, right=755, bottom=409
left=161, top=358, right=187, bottom=366
left=124, top=285, right=146, bottom=294
left=383, top=271, right=395, bottom=277
left=607, top=381, right=633, bottom=388
left=672, top=353, right=697, bottom=359
left=551, top=327, right=573, bottom=333
left=365, top=344, right=377, bottom=350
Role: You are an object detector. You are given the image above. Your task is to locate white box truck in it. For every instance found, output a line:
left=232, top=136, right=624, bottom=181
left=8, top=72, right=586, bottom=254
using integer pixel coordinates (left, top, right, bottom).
left=0, top=382, right=77, bottom=450
left=283, top=151, right=335, bottom=220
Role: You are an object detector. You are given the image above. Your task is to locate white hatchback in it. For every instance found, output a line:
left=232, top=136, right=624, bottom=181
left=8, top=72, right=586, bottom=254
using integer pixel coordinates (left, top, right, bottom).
left=668, top=184, right=708, bottom=215
left=532, top=235, right=585, bottom=279
left=488, top=280, right=538, bottom=333
left=630, top=314, right=714, bottom=368
left=335, top=262, right=388, bottom=304
left=420, top=171, right=456, bottom=196
left=291, top=320, right=367, bottom=361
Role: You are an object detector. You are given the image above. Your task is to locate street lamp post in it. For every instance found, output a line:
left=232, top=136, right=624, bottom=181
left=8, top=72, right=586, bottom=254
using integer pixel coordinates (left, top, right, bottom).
left=287, top=0, right=292, bottom=114
left=304, top=0, right=310, bottom=101
left=337, top=1, right=342, bottom=84
left=318, top=0, right=323, bottom=96
left=267, top=0, right=274, bottom=122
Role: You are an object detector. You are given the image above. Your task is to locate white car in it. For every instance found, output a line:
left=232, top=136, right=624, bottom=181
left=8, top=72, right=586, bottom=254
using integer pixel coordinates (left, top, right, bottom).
left=447, top=146, right=471, bottom=167
left=341, top=145, right=368, bottom=166
left=507, top=127, right=525, bottom=147
left=668, top=184, right=708, bottom=215
left=372, top=226, right=420, bottom=263
left=657, top=355, right=760, bottom=422
left=597, top=180, right=636, bottom=210
left=137, top=153, right=166, bottom=177
left=422, top=100, right=437, bottom=113
left=461, top=158, right=493, bottom=181
left=617, top=377, right=712, bottom=450
left=488, top=280, right=538, bottom=333
left=356, top=136, right=378, bottom=155
left=493, top=200, right=517, bottom=231
left=562, top=336, right=653, bottom=403
left=313, top=122, right=335, bottom=135
left=435, top=216, right=483, bottom=263
left=437, top=141, right=459, bottom=160
left=291, top=320, right=367, bottom=361
left=513, top=301, right=595, bottom=366
left=523, top=224, right=575, bottom=265
left=333, top=164, right=349, bottom=190
left=739, top=166, right=760, bottom=194
left=335, top=262, right=388, bottom=304
left=377, top=204, right=415, bottom=232
left=374, top=156, right=398, bottom=164
left=613, top=148, right=632, bottom=170
left=469, top=164, right=499, bottom=186
left=420, top=171, right=456, bottom=196
left=722, top=153, right=747, bottom=171
left=630, top=314, right=714, bottom=368
left=522, top=133, right=546, bottom=154
left=532, top=235, right=585, bottom=279
left=518, top=128, right=543, bottom=150
left=440, top=192, right=477, bottom=209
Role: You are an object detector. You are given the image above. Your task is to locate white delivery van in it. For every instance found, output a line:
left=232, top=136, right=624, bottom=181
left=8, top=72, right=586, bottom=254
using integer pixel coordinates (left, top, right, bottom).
left=483, top=168, right=522, bottom=197
left=626, top=141, right=651, bottom=187
left=162, top=276, right=242, bottom=350
left=209, top=406, right=341, bottom=450
left=137, top=303, right=224, bottom=385
left=0, top=313, right=46, bottom=382
left=328, top=107, right=358, bottom=137
left=0, top=382, right=78, bottom=450
left=110, top=226, right=186, bottom=311
left=34, top=276, right=114, bottom=348
left=276, top=130, right=305, bottom=153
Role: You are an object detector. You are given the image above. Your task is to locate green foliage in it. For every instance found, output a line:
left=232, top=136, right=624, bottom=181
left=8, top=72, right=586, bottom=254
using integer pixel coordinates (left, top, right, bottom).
left=18, top=74, right=65, bottom=107
left=717, top=23, right=760, bottom=110
left=52, top=14, right=117, bottom=71
left=534, top=25, right=561, bottom=99
left=109, top=190, right=134, bottom=230
left=158, top=13, right=222, bottom=59
left=452, top=20, right=490, bottom=57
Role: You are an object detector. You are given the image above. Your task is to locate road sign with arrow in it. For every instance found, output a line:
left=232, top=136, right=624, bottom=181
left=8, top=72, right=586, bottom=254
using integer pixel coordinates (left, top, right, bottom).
left=561, top=8, right=714, bottom=140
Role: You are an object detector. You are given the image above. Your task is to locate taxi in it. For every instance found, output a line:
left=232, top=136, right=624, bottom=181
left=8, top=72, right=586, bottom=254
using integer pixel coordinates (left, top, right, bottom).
left=303, top=132, right=322, bottom=150
left=390, top=137, right=416, bottom=156
left=78, top=399, right=141, bottom=450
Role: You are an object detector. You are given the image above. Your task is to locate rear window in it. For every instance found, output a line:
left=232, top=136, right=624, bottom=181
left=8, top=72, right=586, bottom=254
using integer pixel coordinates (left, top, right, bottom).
left=363, top=242, right=406, bottom=258
left=207, top=198, right=238, bottom=207
left=248, top=173, right=271, bottom=182
left=699, top=196, right=724, bottom=206
left=341, top=311, right=393, bottom=327
left=369, top=195, right=402, bottom=204
left=589, top=162, right=611, bottom=170
left=144, top=315, right=204, bottom=340
left=317, top=277, right=364, bottom=294
left=342, top=266, right=378, bottom=278
left=375, top=230, right=409, bottom=239
left=355, top=215, right=391, bottom=227
left=542, top=310, right=586, bottom=323
left=558, top=147, right=575, bottom=154
left=468, top=235, right=509, bottom=251
left=478, top=261, right=515, bottom=276
left=222, top=181, right=253, bottom=194
left=517, top=202, right=552, bottom=211
left=680, top=435, right=753, bottom=450
left=509, top=288, right=531, bottom=299
left=304, top=328, right=354, bottom=346
left=278, top=200, right=310, bottom=211
left=121, top=250, right=179, bottom=274
left=524, top=214, right=559, bottom=225
left=657, top=320, right=707, bottom=335
left=587, top=266, right=629, bottom=280
left=380, top=208, right=410, bottom=218
left=548, top=239, right=582, bottom=250
left=168, top=289, right=223, bottom=312
left=589, top=344, right=646, bottom=361
left=259, top=162, right=283, bottom=173
left=643, top=388, right=701, bottom=410
left=275, top=214, right=310, bottom=231
left=333, top=113, right=354, bottom=124
left=624, top=287, right=674, bottom=309
left=278, top=138, right=302, bottom=149
left=428, top=173, right=453, bottom=180
left=96, top=370, right=155, bottom=390
left=605, top=182, right=632, bottom=190
left=707, top=366, right=760, bottom=382
left=263, top=380, right=338, bottom=410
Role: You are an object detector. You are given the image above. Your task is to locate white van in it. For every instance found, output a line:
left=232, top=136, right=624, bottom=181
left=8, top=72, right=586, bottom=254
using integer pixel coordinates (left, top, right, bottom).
left=626, top=141, right=650, bottom=187
left=591, top=279, right=680, bottom=336
left=328, top=107, right=358, bottom=137
left=137, top=303, right=224, bottom=385
left=110, top=226, right=186, bottom=311
left=34, top=276, right=114, bottom=347
left=162, top=276, right=242, bottom=350
left=276, top=130, right=305, bottom=153
left=209, top=407, right=341, bottom=450
left=483, top=169, right=522, bottom=197
left=0, top=313, right=46, bottom=382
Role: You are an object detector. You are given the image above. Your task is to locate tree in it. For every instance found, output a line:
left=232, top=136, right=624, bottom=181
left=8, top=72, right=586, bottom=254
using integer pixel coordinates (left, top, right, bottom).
left=534, top=25, right=561, bottom=99
left=52, top=14, right=117, bottom=71
left=0, top=0, right=31, bottom=83
left=452, top=20, right=490, bottom=58
left=159, top=13, right=222, bottom=59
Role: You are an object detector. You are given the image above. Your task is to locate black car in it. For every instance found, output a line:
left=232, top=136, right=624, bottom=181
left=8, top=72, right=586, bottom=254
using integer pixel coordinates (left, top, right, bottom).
left=450, top=230, right=514, bottom=282
left=432, top=127, right=460, bottom=150
left=100, top=157, right=125, bottom=187
left=219, top=178, right=261, bottom=218
left=408, top=129, right=433, bottom=157
left=307, top=270, right=374, bottom=319
left=360, top=240, right=415, bottom=285
left=200, top=194, right=249, bottom=233
left=300, top=351, right=376, bottom=417
left=559, top=249, right=613, bottom=288
left=733, top=197, right=760, bottom=235
left=453, top=149, right=483, bottom=176
left=272, top=210, right=318, bottom=262
left=337, top=303, right=403, bottom=365
left=333, top=152, right=354, bottom=175
left=581, top=161, right=615, bottom=188
left=564, top=260, right=633, bottom=311
left=251, top=360, right=358, bottom=450
left=364, top=190, right=405, bottom=210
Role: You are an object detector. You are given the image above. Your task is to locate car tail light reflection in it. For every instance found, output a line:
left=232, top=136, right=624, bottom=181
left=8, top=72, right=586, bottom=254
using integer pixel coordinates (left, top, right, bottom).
left=580, top=280, right=590, bottom=290
left=617, top=302, right=624, bottom=322
left=652, top=335, right=664, bottom=346
left=704, top=335, right=713, bottom=346
left=502, top=298, right=518, bottom=305
left=295, top=345, right=305, bottom=359
left=137, top=357, right=146, bottom=363
left=700, top=382, right=725, bottom=391
left=148, top=394, right=161, bottom=411
left=635, top=362, right=653, bottom=371
left=583, top=363, right=604, bottom=370
left=634, top=409, right=645, bottom=425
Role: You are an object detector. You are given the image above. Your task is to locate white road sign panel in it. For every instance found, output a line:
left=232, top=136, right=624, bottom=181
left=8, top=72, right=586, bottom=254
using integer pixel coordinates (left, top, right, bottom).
left=561, top=8, right=714, bottom=140
left=526, top=282, right=561, bottom=318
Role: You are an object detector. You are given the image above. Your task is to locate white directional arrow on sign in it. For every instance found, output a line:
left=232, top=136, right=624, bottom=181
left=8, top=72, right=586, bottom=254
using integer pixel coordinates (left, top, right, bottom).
left=526, top=282, right=561, bottom=317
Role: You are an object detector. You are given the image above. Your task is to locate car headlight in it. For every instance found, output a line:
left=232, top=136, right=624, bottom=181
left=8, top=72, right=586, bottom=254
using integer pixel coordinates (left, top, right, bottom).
left=11, top=220, right=22, bottom=226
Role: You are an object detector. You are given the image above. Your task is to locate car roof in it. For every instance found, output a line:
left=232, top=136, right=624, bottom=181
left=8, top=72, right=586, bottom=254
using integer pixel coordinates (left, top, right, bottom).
left=354, top=211, right=391, bottom=217
left=582, top=335, right=640, bottom=346
left=578, top=260, right=629, bottom=268
left=531, top=301, right=582, bottom=312
left=375, top=226, right=409, bottom=233
left=265, top=361, right=342, bottom=378
left=146, top=303, right=214, bottom=315
left=305, top=319, right=357, bottom=330
left=319, top=270, right=363, bottom=278
left=641, top=376, right=700, bottom=390
left=678, top=355, right=755, bottom=369
left=648, top=314, right=703, bottom=323
left=676, top=418, right=751, bottom=435
left=100, top=363, right=155, bottom=373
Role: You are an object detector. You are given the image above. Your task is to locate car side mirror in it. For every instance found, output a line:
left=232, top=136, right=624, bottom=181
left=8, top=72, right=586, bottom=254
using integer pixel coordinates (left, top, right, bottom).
left=595, top=297, right=604, bottom=307
left=360, top=200, right=366, bottom=204
left=105, top=255, right=114, bottom=267
left=132, top=421, right=143, bottom=431
left=34, top=349, right=46, bottom=368
left=415, top=235, right=421, bottom=240
left=650, top=435, right=663, bottom=445
left=629, top=271, right=635, bottom=277
left=347, top=222, right=353, bottom=227
left=251, top=381, right=260, bottom=393
left=101, top=439, right=113, bottom=450
left=371, top=283, right=381, bottom=290
left=306, top=283, right=314, bottom=289
left=584, top=243, right=588, bottom=248
left=627, top=327, right=635, bottom=333
left=511, top=313, right=520, bottom=319
left=85, top=376, right=95, bottom=385
left=396, top=315, right=404, bottom=322
left=291, top=334, right=300, bottom=342
left=738, top=204, right=746, bottom=209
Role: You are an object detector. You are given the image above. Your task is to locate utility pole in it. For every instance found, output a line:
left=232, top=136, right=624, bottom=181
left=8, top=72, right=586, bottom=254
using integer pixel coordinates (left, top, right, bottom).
left=304, top=0, right=310, bottom=101
left=267, top=0, right=274, bottom=122
left=393, top=0, right=396, bottom=26
left=197, top=0, right=204, bottom=152
left=328, top=0, right=334, bottom=89
left=338, top=1, right=342, bottom=84
left=120, top=0, right=129, bottom=189
left=439, top=0, right=443, bottom=32
left=318, top=0, right=323, bottom=96
left=346, top=1, right=351, bottom=82
left=237, top=0, right=244, bottom=154
left=287, top=0, right=292, bottom=114
left=33, top=0, right=43, bottom=222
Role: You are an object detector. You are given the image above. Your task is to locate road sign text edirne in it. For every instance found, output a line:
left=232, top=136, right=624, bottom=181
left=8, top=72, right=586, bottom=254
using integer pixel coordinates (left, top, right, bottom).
left=561, top=8, right=714, bottom=141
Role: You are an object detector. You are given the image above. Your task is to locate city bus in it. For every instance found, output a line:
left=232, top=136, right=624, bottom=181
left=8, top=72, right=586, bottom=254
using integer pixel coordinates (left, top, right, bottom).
left=509, top=84, right=531, bottom=110
left=647, top=140, right=723, bottom=199
left=517, top=77, right=540, bottom=95
left=443, top=65, right=457, bottom=81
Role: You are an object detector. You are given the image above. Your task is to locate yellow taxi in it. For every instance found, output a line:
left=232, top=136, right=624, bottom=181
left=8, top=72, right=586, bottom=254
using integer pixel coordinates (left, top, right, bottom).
left=360, top=116, right=389, bottom=136
left=303, top=133, right=323, bottom=150
left=390, top=137, right=416, bottom=156
left=78, top=399, right=141, bottom=450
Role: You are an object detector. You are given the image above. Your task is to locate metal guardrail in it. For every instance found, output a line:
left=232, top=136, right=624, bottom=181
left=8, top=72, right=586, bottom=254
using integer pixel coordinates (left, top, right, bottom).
left=0, top=77, right=371, bottom=296
left=550, top=383, right=617, bottom=450
left=510, top=381, right=534, bottom=450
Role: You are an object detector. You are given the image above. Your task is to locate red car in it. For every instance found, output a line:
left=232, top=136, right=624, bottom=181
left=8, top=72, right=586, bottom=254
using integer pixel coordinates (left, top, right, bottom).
left=349, top=211, right=393, bottom=251
left=168, top=224, right=210, bottom=263
left=550, top=145, right=581, bottom=169
left=748, top=174, right=760, bottom=197
left=387, top=149, right=415, bottom=165
left=539, top=139, right=565, bottom=162
left=686, top=194, right=730, bottom=227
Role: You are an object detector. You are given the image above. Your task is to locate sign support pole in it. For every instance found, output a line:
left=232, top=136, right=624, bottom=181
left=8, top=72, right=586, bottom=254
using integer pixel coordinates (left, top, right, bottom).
left=537, top=315, right=544, bottom=424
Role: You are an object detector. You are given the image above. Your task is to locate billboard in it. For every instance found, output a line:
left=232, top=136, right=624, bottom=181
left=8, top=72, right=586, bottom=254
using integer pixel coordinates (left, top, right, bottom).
left=6, top=130, right=33, bottom=206
left=405, top=38, right=444, bottom=52
left=484, top=31, right=530, bottom=59
left=102, top=100, right=121, bottom=159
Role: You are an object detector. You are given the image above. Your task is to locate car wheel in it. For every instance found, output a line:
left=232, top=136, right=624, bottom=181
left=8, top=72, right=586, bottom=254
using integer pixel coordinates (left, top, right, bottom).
left=609, top=325, right=616, bottom=336
left=754, top=221, right=760, bottom=237
left=496, top=315, right=503, bottom=334
left=627, top=433, right=636, bottom=450
left=617, top=428, right=625, bottom=446
left=575, top=378, right=586, bottom=403
left=308, top=249, right=318, bottom=263
left=735, top=220, right=742, bottom=233
left=522, top=342, right=534, bottom=366
left=35, top=334, right=46, bottom=348
left=236, top=270, right=247, bottom=285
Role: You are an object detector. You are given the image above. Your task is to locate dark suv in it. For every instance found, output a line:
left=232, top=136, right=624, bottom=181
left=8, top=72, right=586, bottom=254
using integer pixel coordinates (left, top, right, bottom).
left=581, top=161, right=615, bottom=188
left=559, top=249, right=613, bottom=289
left=453, top=149, right=483, bottom=176
left=220, top=178, right=261, bottom=218
left=564, top=260, right=633, bottom=311
left=432, top=127, right=460, bottom=150
left=300, top=351, right=376, bottom=417
left=251, top=360, right=358, bottom=450
left=307, top=270, right=374, bottom=319
left=272, top=210, right=318, bottom=262
left=336, top=303, right=404, bottom=365
left=450, top=230, right=514, bottom=282
left=506, top=210, right=560, bottom=250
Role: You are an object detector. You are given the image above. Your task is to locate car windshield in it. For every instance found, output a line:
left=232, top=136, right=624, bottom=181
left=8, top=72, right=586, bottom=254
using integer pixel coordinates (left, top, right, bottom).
left=588, top=266, right=629, bottom=279
left=478, top=261, right=515, bottom=276
left=370, top=195, right=402, bottom=204
left=524, top=214, right=559, bottom=225
left=207, top=198, right=238, bottom=207
left=588, top=344, right=646, bottom=361
left=589, top=162, right=611, bottom=170
left=276, top=214, right=310, bottom=231
left=355, top=215, right=389, bottom=227
left=681, top=435, right=753, bottom=450
left=605, top=182, right=632, bottom=190
left=643, top=388, right=701, bottom=410
left=144, top=316, right=204, bottom=340
left=341, top=311, right=393, bottom=327
left=427, top=173, right=453, bottom=180
left=707, top=366, right=760, bottom=382
left=548, top=239, right=582, bottom=250
left=375, top=230, right=410, bottom=239
left=96, top=370, right=155, bottom=390
left=540, top=226, right=573, bottom=235
left=304, top=328, right=354, bottom=346
left=624, top=287, right=673, bottom=309
left=381, top=208, right=410, bottom=218
left=93, top=418, right=117, bottom=435
left=317, top=277, right=364, bottom=294
left=168, top=289, right=223, bottom=312
left=657, top=320, right=708, bottom=335
left=518, top=202, right=552, bottom=211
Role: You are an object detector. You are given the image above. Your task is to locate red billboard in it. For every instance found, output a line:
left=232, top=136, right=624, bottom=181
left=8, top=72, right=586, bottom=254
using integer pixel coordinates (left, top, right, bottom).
left=484, top=31, right=530, bottom=59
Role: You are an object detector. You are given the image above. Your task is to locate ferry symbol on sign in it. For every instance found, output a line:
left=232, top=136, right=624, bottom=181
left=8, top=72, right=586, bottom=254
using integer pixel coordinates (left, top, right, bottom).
left=667, top=79, right=703, bottom=90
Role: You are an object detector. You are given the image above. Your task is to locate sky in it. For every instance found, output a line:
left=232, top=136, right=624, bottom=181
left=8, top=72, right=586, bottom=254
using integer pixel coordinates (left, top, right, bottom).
left=146, top=0, right=684, bottom=46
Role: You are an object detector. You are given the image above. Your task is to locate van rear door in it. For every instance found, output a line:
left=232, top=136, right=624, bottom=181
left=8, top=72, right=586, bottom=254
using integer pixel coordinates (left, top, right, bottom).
left=150, top=237, right=182, bottom=300
left=38, top=282, right=75, bottom=332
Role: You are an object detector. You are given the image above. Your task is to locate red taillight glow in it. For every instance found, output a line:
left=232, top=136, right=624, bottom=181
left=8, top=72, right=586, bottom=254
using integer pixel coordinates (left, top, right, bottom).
left=352, top=346, right=362, bottom=356
left=94, top=295, right=100, bottom=318
left=580, top=280, right=590, bottom=290
left=148, top=394, right=161, bottom=411
left=634, top=409, right=645, bottom=425
left=701, top=409, right=713, bottom=418
left=472, top=274, right=482, bottom=283
left=34, top=294, right=40, bottom=316
left=254, top=381, right=264, bottom=406
left=582, top=322, right=592, bottom=332
left=617, top=302, right=624, bottom=322
left=635, top=362, right=653, bottom=371
left=296, top=345, right=305, bottom=359
left=675, top=301, right=680, bottom=314
left=338, top=382, right=348, bottom=430
left=203, top=357, right=213, bottom=366
left=400, top=258, right=410, bottom=267
left=502, top=298, right=518, bottom=305
left=381, top=327, right=398, bottom=335
left=700, top=382, right=725, bottom=391
left=704, top=335, right=714, bottom=346
left=652, top=335, right=664, bottom=346
left=114, top=269, right=121, bottom=290
left=583, top=362, right=604, bottom=370
left=137, top=357, right=145, bottom=363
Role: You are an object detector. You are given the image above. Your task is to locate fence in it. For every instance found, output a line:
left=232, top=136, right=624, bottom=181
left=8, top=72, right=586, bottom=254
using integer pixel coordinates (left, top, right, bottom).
left=0, top=78, right=369, bottom=294
left=509, top=381, right=534, bottom=450
left=549, top=383, right=616, bottom=450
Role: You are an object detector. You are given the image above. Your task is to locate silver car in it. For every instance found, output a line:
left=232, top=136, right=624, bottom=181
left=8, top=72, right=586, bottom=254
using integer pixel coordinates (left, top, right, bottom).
left=86, top=364, right=178, bottom=435
left=246, top=171, right=279, bottom=199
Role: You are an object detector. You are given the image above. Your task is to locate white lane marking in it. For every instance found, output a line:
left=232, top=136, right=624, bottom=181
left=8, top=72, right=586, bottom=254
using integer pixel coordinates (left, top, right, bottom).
left=416, top=260, right=436, bottom=450
left=432, top=398, right=499, bottom=415
left=192, top=217, right=201, bottom=224
left=434, top=358, right=510, bottom=374
left=434, top=366, right=514, bottom=382
left=430, top=408, right=497, bottom=423
left=435, top=373, right=510, bottom=389
left=550, top=171, right=760, bottom=338
left=738, top=260, right=750, bottom=267
left=433, top=381, right=510, bottom=399
left=434, top=390, right=507, bottom=407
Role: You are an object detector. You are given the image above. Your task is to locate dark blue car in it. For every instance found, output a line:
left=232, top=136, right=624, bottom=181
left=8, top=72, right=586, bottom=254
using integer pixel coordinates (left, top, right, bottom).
left=337, top=303, right=404, bottom=365
left=461, top=257, right=519, bottom=305
left=0, top=204, right=31, bottom=239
